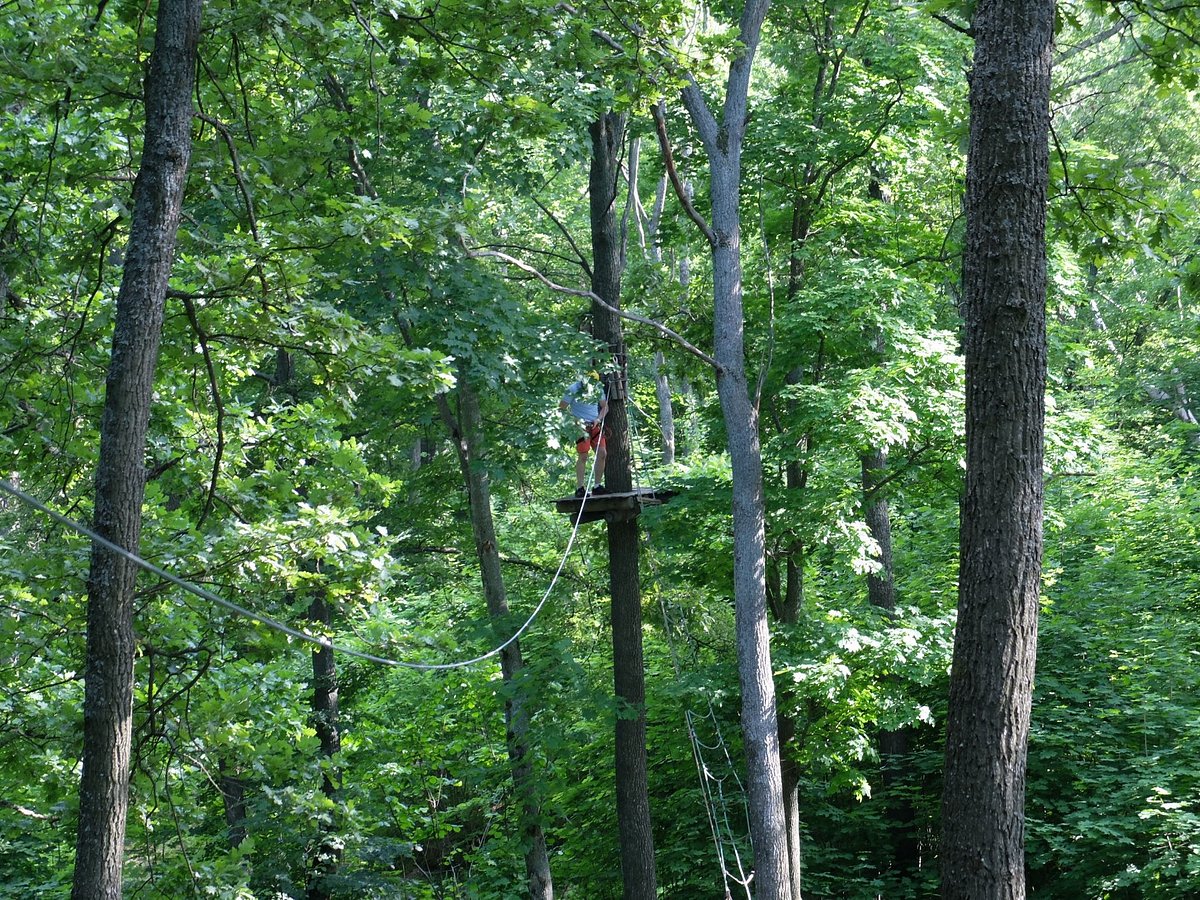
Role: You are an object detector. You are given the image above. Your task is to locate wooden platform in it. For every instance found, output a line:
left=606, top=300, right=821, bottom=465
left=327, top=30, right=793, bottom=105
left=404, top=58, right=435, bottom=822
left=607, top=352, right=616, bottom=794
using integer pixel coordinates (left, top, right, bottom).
left=554, top=487, right=674, bottom=524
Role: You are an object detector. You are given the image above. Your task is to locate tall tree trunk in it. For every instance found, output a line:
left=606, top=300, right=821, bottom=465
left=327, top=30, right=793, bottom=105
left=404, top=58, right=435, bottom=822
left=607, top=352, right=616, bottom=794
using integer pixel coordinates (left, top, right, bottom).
left=653, top=350, right=676, bottom=466
left=678, top=4, right=790, bottom=895
left=590, top=110, right=657, bottom=899
left=861, top=454, right=896, bottom=615
left=307, top=587, right=342, bottom=900
left=863, top=446, right=918, bottom=873
left=71, top=2, right=201, bottom=896
left=862, top=171, right=918, bottom=875
left=862, top=177, right=897, bottom=618
left=780, top=460, right=805, bottom=900
left=775, top=364, right=811, bottom=900
left=940, top=0, right=1052, bottom=897
left=439, top=371, right=554, bottom=899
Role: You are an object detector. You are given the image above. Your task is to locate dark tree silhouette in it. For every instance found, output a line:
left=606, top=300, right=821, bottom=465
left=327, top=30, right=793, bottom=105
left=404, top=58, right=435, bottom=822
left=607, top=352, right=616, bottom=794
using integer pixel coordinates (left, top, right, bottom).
left=941, top=0, right=1054, bottom=896
left=72, top=1, right=202, bottom=896
left=590, top=110, right=657, bottom=899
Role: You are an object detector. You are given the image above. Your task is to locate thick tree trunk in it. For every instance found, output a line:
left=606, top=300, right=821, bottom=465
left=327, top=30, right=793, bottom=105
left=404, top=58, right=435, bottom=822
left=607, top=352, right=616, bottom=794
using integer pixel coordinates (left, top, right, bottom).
left=307, top=588, right=342, bottom=900
left=940, top=1, right=1053, bottom=897
left=711, top=301, right=789, bottom=900
left=218, top=758, right=247, bottom=849
left=443, top=373, right=554, bottom=899
left=590, top=110, right=657, bottom=899
left=71, top=3, right=201, bottom=896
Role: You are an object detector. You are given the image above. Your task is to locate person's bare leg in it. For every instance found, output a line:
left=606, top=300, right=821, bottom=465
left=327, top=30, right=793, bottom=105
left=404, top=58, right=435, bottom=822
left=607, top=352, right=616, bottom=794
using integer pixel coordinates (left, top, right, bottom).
left=594, top=443, right=607, bottom=486
left=576, top=449, right=588, bottom=489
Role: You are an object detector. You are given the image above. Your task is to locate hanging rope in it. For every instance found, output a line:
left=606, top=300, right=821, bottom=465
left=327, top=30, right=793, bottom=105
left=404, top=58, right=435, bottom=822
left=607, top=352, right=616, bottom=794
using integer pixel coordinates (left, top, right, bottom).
left=624, top=391, right=667, bottom=498
left=625, top=393, right=648, bottom=496
left=0, top=471, right=602, bottom=672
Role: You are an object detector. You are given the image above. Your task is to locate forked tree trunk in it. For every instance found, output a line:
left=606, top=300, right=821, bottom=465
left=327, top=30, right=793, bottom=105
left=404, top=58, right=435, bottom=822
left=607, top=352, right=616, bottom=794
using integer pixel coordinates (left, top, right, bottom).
left=590, top=110, right=657, bottom=899
left=678, top=3, right=791, bottom=896
left=941, top=0, right=1053, bottom=896
left=765, top=379, right=809, bottom=899
left=774, top=364, right=810, bottom=900
left=72, top=3, right=201, bottom=896
left=780, top=461, right=805, bottom=900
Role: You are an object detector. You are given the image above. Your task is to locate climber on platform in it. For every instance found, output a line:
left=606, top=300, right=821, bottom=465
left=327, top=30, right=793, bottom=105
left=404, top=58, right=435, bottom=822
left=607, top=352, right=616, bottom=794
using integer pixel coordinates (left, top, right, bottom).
left=560, top=375, right=608, bottom=497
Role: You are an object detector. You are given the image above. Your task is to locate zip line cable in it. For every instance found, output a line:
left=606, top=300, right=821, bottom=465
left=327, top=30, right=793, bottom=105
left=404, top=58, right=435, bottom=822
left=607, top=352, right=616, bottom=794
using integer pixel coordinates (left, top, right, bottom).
left=0, top=460, right=600, bottom=671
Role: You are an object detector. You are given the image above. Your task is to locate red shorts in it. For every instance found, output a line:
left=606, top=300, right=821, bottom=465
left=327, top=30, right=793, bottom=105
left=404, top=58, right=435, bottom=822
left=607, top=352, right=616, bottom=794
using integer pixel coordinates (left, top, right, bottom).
left=576, top=422, right=607, bottom=453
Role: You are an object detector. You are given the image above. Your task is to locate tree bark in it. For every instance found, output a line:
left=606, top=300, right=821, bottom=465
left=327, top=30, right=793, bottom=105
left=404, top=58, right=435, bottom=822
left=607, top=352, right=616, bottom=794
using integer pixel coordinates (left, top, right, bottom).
left=309, top=591, right=342, bottom=796
left=589, top=110, right=657, bottom=900
left=861, top=450, right=896, bottom=614
left=72, top=2, right=201, bottom=896
left=780, top=459, right=805, bottom=900
left=862, top=176, right=897, bottom=618
left=940, top=1, right=1053, bottom=897
left=653, top=350, right=676, bottom=466
left=677, top=4, right=791, bottom=896
left=218, top=758, right=247, bottom=849
left=863, top=446, right=918, bottom=873
left=440, top=371, right=555, bottom=899
left=307, top=587, right=342, bottom=900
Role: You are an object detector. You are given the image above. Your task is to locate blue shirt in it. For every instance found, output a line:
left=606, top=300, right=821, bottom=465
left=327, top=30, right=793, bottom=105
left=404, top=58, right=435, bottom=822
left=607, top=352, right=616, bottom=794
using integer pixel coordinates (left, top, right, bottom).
left=562, top=379, right=605, bottom=421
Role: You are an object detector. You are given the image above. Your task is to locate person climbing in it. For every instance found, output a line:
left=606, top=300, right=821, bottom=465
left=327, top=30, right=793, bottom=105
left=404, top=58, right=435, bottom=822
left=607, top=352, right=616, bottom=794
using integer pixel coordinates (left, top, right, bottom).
left=560, top=375, right=608, bottom=497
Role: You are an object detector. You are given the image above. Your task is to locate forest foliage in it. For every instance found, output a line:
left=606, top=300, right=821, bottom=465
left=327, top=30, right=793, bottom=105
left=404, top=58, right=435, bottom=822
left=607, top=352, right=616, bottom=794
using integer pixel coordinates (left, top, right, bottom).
left=1, top=0, right=1198, bottom=896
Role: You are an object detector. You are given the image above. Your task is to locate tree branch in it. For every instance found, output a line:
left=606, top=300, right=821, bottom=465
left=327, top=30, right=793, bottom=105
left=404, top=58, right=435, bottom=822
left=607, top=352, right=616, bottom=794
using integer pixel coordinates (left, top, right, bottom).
left=195, top=112, right=270, bottom=295
left=652, top=101, right=717, bottom=248
left=196, top=113, right=259, bottom=243
left=349, top=0, right=388, bottom=52
left=532, top=195, right=592, bottom=278
left=181, top=297, right=225, bottom=528
left=932, top=13, right=973, bottom=36
left=1056, top=52, right=1141, bottom=93
left=468, top=248, right=721, bottom=371
left=679, top=80, right=720, bottom=159
left=1055, top=18, right=1128, bottom=65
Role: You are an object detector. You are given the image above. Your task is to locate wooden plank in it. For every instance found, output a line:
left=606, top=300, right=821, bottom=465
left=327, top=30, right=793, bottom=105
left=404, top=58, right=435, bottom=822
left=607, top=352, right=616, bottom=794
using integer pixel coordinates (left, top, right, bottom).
left=554, top=488, right=673, bottom=523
